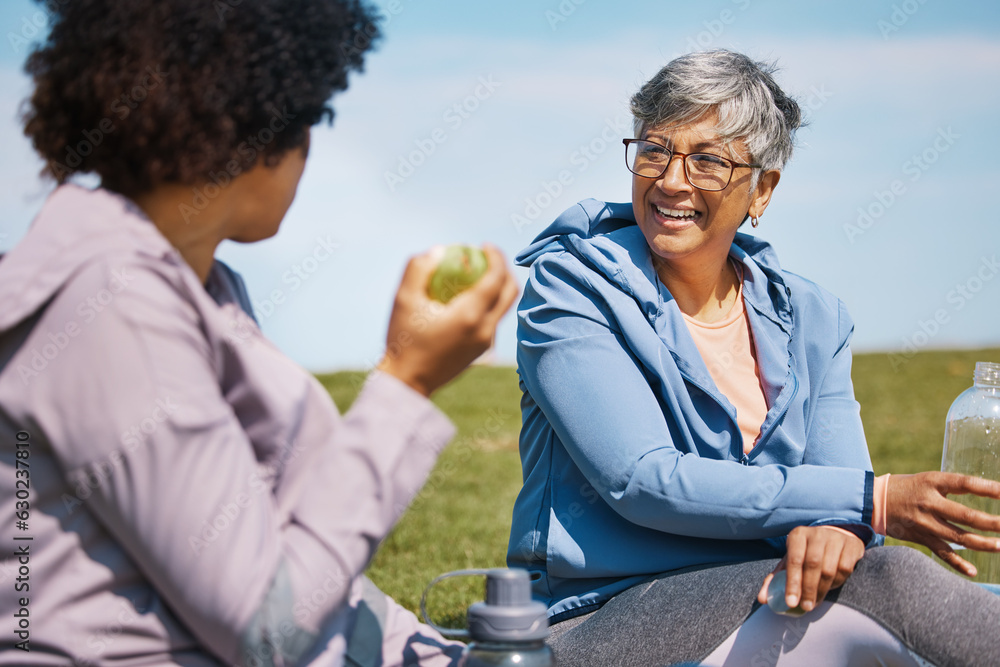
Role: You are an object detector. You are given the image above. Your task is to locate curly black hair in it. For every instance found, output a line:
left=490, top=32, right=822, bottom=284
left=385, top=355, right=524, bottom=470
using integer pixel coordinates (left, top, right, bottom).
left=22, top=0, right=381, bottom=195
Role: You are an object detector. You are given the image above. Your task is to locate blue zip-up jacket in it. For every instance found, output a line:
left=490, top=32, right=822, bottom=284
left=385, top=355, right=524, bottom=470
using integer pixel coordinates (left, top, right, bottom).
left=507, top=199, right=877, bottom=621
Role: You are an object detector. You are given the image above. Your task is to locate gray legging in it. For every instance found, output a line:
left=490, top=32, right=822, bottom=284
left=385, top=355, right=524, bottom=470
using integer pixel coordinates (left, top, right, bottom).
left=546, top=547, right=1000, bottom=666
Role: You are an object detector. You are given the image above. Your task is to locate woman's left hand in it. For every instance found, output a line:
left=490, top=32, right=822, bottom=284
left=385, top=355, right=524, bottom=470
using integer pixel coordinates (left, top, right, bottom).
left=756, top=525, right=865, bottom=612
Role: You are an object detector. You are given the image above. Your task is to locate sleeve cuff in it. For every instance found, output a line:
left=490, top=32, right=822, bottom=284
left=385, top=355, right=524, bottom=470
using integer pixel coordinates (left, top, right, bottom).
left=822, top=525, right=867, bottom=544
left=809, top=470, right=877, bottom=547
left=862, top=469, right=874, bottom=527
left=361, top=369, right=456, bottom=456
left=811, top=521, right=875, bottom=546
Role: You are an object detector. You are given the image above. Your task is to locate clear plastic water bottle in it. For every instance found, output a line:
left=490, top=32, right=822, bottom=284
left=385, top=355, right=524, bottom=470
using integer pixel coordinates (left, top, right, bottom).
left=940, top=361, right=1000, bottom=583
left=421, top=568, right=554, bottom=667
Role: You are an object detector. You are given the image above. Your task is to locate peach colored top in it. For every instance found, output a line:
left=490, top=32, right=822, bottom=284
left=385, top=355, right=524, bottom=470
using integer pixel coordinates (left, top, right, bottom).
left=682, top=267, right=768, bottom=454
left=682, top=263, right=889, bottom=536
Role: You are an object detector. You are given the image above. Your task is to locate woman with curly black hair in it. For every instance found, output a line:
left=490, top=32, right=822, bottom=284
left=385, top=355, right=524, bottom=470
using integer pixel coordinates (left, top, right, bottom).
left=0, top=1, right=517, bottom=665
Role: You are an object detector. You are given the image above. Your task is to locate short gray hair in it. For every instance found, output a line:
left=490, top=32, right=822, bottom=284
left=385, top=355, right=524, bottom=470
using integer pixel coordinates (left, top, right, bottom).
left=630, top=50, right=803, bottom=182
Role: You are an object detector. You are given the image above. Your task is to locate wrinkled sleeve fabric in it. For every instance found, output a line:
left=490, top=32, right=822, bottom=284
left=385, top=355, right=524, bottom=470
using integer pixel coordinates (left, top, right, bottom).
left=801, top=298, right=877, bottom=544
left=517, top=253, right=870, bottom=542
left=27, top=261, right=453, bottom=665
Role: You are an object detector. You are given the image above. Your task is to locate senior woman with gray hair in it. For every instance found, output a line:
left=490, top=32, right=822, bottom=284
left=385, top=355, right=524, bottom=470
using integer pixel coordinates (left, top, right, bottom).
left=507, top=50, right=1000, bottom=665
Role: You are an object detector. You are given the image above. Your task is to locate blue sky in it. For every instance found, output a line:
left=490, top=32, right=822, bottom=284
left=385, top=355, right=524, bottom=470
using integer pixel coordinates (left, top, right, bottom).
left=2, top=0, right=999, bottom=372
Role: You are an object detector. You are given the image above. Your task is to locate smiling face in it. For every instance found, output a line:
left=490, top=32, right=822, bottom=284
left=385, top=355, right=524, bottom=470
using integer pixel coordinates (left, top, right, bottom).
left=631, top=112, right=779, bottom=273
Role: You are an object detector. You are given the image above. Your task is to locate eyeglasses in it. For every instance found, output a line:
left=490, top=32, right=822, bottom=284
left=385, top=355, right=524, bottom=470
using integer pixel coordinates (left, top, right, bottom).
left=623, top=139, right=761, bottom=192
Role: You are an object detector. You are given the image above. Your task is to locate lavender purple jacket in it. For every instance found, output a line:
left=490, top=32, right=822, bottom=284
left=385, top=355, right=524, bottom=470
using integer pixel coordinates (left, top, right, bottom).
left=0, top=185, right=455, bottom=665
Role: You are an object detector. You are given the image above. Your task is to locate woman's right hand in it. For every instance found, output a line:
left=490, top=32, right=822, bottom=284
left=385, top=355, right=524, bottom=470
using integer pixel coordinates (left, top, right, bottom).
left=757, top=525, right=865, bottom=613
left=377, top=244, right=519, bottom=397
left=885, top=472, right=1000, bottom=576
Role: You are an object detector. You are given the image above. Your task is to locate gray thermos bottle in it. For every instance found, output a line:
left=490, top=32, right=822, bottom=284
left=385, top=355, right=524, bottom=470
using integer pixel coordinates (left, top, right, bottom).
left=461, top=569, right=554, bottom=666
left=421, top=568, right=555, bottom=666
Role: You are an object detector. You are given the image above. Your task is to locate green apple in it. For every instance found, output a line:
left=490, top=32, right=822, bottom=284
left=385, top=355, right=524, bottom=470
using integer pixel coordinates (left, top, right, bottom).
left=427, top=245, right=488, bottom=303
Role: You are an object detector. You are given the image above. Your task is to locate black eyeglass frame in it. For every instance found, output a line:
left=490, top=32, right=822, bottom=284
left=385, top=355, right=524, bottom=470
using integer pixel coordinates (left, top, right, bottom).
left=622, top=138, right=762, bottom=192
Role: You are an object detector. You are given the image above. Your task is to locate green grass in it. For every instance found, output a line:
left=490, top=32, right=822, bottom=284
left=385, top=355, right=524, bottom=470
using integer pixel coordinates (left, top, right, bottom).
left=852, top=348, right=1000, bottom=555
left=315, top=366, right=524, bottom=628
left=852, top=349, right=995, bottom=475
left=315, top=347, right=1000, bottom=626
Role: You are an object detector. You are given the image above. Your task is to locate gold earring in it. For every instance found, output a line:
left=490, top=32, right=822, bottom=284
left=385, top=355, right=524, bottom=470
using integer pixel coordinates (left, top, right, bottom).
left=751, top=216, right=759, bottom=228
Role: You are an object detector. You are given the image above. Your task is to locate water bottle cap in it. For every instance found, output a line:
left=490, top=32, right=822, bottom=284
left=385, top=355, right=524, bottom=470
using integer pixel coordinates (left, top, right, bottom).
left=485, top=568, right=532, bottom=606
left=467, top=569, right=549, bottom=642
left=975, top=362, right=1000, bottom=388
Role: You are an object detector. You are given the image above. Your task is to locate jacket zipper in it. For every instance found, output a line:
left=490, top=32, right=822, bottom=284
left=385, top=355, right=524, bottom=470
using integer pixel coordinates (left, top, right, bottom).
left=743, top=371, right=800, bottom=465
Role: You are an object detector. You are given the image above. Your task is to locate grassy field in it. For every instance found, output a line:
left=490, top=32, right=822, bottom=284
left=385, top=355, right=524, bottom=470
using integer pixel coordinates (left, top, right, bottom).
left=315, top=347, right=1000, bottom=628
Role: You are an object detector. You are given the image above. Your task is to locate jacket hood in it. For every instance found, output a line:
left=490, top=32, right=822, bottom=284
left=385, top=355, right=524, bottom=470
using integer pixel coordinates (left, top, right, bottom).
left=515, top=198, right=794, bottom=331
left=0, top=185, right=175, bottom=334
left=516, top=199, right=637, bottom=266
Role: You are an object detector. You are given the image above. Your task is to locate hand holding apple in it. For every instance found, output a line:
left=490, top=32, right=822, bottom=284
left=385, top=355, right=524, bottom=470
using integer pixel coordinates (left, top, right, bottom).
left=378, top=244, right=518, bottom=397
left=765, top=571, right=806, bottom=616
left=427, top=245, right=488, bottom=303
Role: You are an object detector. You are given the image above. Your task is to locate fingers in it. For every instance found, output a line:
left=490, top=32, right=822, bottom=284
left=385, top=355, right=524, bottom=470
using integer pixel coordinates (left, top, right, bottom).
left=445, top=245, right=519, bottom=336
left=935, top=472, right=1000, bottom=499
left=887, top=473, right=1000, bottom=558
left=780, top=526, right=864, bottom=612
left=490, top=260, right=521, bottom=324
left=468, top=244, right=519, bottom=325
left=757, top=565, right=781, bottom=605
left=477, top=243, right=508, bottom=290
left=931, top=506, right=1000, bottom=554
left=951, top=530, right=1000, bottom=554
left=937, top=496, right=1000, bottom=537
left=896, top=471, right=1000, bottom=506
left=379, top=243, right=518, bottom=397
left=783, top=530, right=836, bottom=610
left=782, top=529, right=806, bottom=610
left=925, top=511, right=1000, bottom=577
left=797, top=548, right=830, bottom=612
left=925, top=534, right=978, bottom=577
left=397, top=248, right=441, bottom=300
